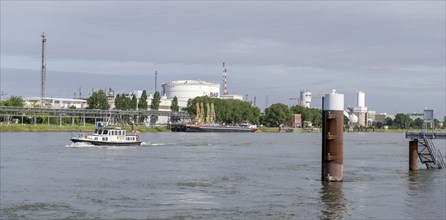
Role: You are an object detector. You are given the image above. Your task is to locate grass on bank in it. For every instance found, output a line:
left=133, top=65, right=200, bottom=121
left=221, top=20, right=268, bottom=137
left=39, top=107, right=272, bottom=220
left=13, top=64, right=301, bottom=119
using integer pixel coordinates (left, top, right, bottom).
left=1, top=123, right=444, bottom=133
left=0, top=123, right=168, bottom=132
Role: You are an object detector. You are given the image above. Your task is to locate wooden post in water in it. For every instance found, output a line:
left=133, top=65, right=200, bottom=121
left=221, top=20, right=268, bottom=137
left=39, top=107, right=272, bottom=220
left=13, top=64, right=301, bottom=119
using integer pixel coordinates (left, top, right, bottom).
left=409, top=140, right=418, bottom=171
left=322, top=90, right=344, bottom=182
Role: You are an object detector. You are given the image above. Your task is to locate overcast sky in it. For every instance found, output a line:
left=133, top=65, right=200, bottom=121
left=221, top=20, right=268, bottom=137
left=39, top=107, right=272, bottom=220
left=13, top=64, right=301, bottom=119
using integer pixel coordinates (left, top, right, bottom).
left=1, top=1, right=445, bottom=116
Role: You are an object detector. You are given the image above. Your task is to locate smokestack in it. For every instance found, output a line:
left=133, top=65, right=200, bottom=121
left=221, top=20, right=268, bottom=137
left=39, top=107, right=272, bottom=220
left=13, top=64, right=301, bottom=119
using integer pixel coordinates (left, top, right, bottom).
left=155, top=71, right=158, bottom=92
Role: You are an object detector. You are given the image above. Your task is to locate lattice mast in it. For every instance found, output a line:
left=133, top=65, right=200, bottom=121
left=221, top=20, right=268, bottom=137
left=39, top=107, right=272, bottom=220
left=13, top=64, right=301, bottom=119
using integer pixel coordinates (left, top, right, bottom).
left=41, top=32, right=47, bottom=106
left=222, top=62, right=228, bottom=95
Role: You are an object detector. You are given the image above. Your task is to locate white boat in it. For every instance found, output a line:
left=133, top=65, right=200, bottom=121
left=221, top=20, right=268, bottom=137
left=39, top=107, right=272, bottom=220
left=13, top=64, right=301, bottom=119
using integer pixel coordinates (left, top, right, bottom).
left=71, top=127, right=142, bottom=146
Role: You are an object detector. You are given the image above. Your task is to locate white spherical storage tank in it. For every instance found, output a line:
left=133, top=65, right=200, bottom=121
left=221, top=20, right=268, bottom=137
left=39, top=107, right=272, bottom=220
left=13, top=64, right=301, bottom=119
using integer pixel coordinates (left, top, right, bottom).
left=162, top=80, right=220, bottom=108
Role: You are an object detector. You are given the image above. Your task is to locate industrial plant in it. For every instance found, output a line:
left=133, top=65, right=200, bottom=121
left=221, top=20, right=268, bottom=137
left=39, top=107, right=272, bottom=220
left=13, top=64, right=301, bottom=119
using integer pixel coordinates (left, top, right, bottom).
left=3, top=33, right=407, bottom=129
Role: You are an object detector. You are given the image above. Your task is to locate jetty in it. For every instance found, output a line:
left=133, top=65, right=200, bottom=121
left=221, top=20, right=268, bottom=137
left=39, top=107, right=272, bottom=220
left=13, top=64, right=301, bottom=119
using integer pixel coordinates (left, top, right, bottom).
left=0, top=106, right=188, bottom=126
left=405, top=110, right=445, bottom=170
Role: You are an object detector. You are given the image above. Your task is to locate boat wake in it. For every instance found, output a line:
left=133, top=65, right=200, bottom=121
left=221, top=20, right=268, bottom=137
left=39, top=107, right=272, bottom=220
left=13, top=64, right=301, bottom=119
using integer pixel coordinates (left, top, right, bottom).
left=66, top=143, right=138, bottom=150
left=66, top=142, right=96, bottom=148
left=140, top=142, right=167, bottom=147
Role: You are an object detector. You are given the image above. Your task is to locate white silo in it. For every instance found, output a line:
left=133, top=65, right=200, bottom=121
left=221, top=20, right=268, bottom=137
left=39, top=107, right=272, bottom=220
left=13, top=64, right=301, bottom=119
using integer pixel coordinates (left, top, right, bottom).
left=299, top=90, right=312, bottom=108
left=357, top=91, right=365, bottom=107
left=353, top=91, right=368, bottom=126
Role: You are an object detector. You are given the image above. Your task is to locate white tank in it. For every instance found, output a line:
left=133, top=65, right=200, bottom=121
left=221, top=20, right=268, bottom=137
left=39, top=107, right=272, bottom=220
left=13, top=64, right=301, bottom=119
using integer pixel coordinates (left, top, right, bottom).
left=357, top=91, right=365, bottom=107
left=349, top=114, right=358, bottom=124
left=300, top=90, right=312, bottom=108
left=323, top=89, right=344, bottom=111
left=162, top=80, right=220, bottom=108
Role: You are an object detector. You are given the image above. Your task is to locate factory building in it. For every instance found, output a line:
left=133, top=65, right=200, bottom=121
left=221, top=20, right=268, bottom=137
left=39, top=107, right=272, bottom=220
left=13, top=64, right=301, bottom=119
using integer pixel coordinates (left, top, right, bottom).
left=162, top=80, right=220, bottom=108
left=353, top=91, right=368, bottom=126
left=24, top=97, right=87, bottom=109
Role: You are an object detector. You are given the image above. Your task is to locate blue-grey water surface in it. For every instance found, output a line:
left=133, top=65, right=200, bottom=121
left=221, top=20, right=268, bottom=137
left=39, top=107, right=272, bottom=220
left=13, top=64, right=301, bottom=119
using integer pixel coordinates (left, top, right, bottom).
left=1, top=132, right=445, bottom=219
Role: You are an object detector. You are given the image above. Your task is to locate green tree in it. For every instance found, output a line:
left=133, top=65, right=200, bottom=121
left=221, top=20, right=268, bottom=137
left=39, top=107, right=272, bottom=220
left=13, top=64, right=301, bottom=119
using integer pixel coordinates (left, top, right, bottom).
left=150, top=91, right=161, bottom=110
left=138, top=90, right=148, bottom=110
left=263, top=103, right=293, bottom=127
left=185, top=96, right=260, bottom=125
left=312, top=110, right=322, bottom=127
left=131, top=94, right=138, bottom=110
left=385, top=117, right=394, bottom=127
left=115, top=93, right=133, bottom=110
left=375, top=121, right=384, bottom=129
left=171, top=96, right=179, bottom=112
left=150, top=91, right=161, bottom=125
left=87, top=90, right=110, bottom=110
left=114, top=94, right=122, bottom=109
left=290, top=105, right=322, bottom=127
left=411, top=118, right=424, bottom=129
left=433, top=119, right=440, bottom=129
left=0, top=96, right=24, bottom=107
left=394, top=113, right=412, bottom=129
left=137, top=90, right=149, bottom=123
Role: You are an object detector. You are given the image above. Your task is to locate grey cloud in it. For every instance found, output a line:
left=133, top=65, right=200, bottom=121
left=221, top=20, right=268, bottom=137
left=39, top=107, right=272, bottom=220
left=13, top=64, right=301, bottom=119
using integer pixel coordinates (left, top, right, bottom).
left=1, top=1, right=444, bottom=113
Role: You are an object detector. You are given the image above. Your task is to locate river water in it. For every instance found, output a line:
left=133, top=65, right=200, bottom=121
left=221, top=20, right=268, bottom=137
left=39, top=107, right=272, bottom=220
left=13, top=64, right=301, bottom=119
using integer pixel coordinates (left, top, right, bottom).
left=1, top=132, right=445, bottom=219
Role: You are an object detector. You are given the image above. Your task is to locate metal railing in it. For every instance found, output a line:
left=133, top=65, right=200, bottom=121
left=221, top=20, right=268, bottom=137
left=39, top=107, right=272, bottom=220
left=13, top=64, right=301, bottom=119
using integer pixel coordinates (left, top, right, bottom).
left=0, top=106, right=188, bottom=117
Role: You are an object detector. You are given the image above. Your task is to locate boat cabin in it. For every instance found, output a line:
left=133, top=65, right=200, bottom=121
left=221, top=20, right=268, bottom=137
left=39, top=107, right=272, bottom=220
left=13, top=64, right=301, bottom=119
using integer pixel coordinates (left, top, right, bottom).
left=91, top=128, right=138, bottom=141
left=94, top=128, right=126, bottom=136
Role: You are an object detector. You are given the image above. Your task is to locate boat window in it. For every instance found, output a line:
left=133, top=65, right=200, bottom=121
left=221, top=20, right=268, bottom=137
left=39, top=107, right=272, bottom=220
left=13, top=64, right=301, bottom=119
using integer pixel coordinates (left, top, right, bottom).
left=123, top=131, right=126, bottom=136
left=103, top=130, right=108, bottom=135
left=94, top=129, right=98, bottom=134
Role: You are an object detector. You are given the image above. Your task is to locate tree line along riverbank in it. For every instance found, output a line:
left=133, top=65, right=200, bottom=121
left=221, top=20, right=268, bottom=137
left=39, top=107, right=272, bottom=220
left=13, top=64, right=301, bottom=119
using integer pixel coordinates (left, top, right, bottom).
left=0, top=124, right=168, bottom=132
left=1, top=123, right=441, bottom=133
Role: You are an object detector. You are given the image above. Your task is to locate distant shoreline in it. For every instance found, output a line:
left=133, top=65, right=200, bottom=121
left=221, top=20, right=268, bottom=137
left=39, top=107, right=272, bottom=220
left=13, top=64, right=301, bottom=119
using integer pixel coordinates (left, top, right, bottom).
left=0, top=124, right=168, bottom=132
left=1, top=124, right=442, bottom=133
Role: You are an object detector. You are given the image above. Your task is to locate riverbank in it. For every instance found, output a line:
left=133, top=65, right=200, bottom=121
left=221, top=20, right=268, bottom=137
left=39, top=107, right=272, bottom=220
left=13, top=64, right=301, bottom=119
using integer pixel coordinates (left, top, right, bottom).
left=2, top=123, right=442, bottom=133
left=0, top=124, right=168, bottom=132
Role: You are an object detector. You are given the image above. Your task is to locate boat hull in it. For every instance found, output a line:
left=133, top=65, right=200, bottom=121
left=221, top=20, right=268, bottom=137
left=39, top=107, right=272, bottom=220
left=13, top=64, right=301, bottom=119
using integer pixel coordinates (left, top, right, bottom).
left=185, top=124, right=257, bottom=132
left=70, top=138, right=142, bottom=146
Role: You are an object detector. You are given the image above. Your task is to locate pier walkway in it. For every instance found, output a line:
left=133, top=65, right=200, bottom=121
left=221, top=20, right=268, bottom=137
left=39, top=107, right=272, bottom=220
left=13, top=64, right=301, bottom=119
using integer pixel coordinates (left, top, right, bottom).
left=0, top=106, right=188, bottom=126
left=406, top=132, right=446, bottom=140
left=406, top=131, right=446, bottom=169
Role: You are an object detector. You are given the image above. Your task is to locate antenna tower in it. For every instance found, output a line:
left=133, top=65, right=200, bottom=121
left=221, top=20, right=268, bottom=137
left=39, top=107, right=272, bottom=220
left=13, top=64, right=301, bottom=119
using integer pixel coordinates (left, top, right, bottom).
left=222, top=62, right=228, bottom=95
left=41, top=32, right=47, bottom=106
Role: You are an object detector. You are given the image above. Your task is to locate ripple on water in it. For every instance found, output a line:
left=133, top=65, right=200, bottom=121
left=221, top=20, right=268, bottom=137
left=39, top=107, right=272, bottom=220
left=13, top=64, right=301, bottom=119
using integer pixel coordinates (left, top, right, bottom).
left=0, top=202, right=93, bottom=220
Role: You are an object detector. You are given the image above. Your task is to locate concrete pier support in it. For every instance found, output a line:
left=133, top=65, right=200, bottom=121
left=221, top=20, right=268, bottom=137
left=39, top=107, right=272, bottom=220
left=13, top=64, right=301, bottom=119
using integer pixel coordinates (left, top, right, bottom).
left=322, top=90, right=344, bottom=182
left=409, top=140, right=419, bottom=171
